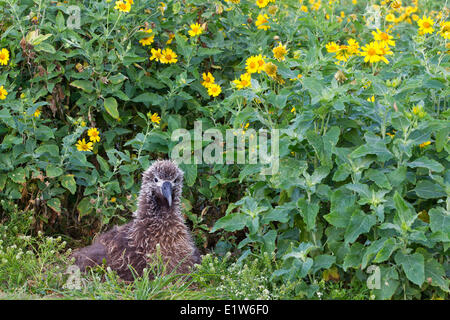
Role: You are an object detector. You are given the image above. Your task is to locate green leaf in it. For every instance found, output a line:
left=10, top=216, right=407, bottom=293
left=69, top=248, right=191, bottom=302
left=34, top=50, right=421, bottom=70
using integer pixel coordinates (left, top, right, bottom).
left=46, top=165, right=63, bottom=178
left=312, top=255, right=336, bottom=273
left=365, top=169, right=391, bottom=189
left=60, top=174, right=76, bottom=194
left=394, top=251, right=425, bottom=286
left=424, top=258, right=450, bottom=292
left=47, top=198, right=61, bottom=214
left=70, top=80, right=94, bottom=93
left=324, top=189, right=356, bottom=228
left=104, top=97, right=119, bottom=119
left=10, top=167, right=26, bottom=183
left=413, top=180, right=446, bottom=199
left=297, top=198, right=319, bottom=231
left=344, top=210, right=376, bottom=244
left=178, top=163, right=197, bottom=187
left=373, top=238, right=398, bottom=263
left=132, top=92, right=163, bottom=106
left=211, top=212, right=250, bottom=232
left=77, top=197, right=93, bottom=219
left=429, top=208, right=450, bottom=236
left=393, top=191, right=416, bottom=229
left=407, top=156, right=444, bottom=173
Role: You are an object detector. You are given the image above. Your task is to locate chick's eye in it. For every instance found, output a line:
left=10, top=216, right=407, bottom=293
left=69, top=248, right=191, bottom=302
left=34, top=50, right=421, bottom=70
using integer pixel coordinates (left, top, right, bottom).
left=154, top=177, right=158, bottom=183
left=174, top=177, right=179, bottom=183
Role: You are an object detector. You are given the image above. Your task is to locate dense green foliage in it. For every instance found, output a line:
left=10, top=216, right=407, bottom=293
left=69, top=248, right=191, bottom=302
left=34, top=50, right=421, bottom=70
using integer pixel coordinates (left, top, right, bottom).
left=0, top=0, right=448, bottom=299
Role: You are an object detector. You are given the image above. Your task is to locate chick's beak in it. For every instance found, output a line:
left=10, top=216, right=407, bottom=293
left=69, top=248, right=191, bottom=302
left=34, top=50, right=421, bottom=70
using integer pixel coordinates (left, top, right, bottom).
left=161, top=181, right=173, bottom=207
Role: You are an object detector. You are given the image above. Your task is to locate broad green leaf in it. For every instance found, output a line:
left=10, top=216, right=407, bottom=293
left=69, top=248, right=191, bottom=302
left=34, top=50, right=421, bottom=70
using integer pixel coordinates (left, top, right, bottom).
left=211, top=212, right=250, bottom=232
left=297, top=198, right=319, bottom=231
left=104, top=97, right=119, bottom=119
left=413, top=180, right=446, bottom=199
left=46, top=165, right=63, bottom=178
left=70, top=80, right=94, bottom=93
left=60, top=174, right=76, bottom=194
left=47, top=198, right=61, bottom=214
left=394, top=251, right=425, bottom=286
left=344, top=210, right=376, bottom=244
left=407, top=157, right=444, bottom=173
left=77, top=197, right=93, bottom=218
left=424, top=258, right=449, bottom=292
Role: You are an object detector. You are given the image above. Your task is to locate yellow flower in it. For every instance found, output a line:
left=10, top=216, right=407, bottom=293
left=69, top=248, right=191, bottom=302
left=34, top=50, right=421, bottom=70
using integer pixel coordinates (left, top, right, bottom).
left=188, top=23, right=203, bottom=37
left=149, top=112, right=161, bottom=124
left=326, top=42, right=340, bottom=53
left=438, top=21, right=450, bottom=39
left=0, top=48, right=10, bottom=65
left=417, top=15, right=434, bottom=35
left=377, top=42, right=393, bottom=64
left=0, top=86, right=7, bottom=100
left=419, top=141, right=431, bottom=148
left=300, top=5, right=308, bottom=12
left=166, top=33, right=175, bottom=44
left=33, top=109, right=41, bottom=118
left=233, top=73, right=252, bottom=90
left=76, top=138, right=94, bottom=152
left=150, top=48, right=163, bottom=62
left=254, top=54, right=266, bottom=73
left=245, top=56, right=260, bottom=74
left=372, top=29, right=395, bottom=47
left=360, top=41, right=383, bottom=64
left=139, top=28, right=154, bottom=46
left=256, top=0, right=269, bottom=8
left=385, top=13, right=396, bottom=22
left=160, top=48, right=178, bottom=64
left=291, top=106, right=296, bottom=113
left=255, top=14, right=270, bottom=30
left=273, top=43, right=288, bottom=61
left=367, top=95, right=375, bottom=102
left=114, top=0, right=131, bottom=13
left=202, top=72, right=215, bottom=88
left=110, top=197, right=117, bottom=203
left=207, top=83, right=222, bottom=97
left=346, top=38, right=360, bottom=55
left=263, top=62, right=277, bottom=78
left=87, top=127, right=101, bottom=143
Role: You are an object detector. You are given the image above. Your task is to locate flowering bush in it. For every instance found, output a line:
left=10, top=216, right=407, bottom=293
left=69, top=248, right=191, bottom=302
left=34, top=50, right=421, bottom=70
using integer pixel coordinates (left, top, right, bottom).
left=0, top=0, right=448, bottom=299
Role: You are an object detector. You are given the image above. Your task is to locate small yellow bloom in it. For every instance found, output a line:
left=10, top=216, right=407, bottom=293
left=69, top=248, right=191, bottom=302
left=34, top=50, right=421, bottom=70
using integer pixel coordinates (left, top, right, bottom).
left=76, top=138, right=94, bottom=152
left=360, top=41, right=383, bottom=64
left=417, top=15, right=434, bottom=35
left=202, top=72, right=215, bottom=88
left=0, top=86, right=7, bottom=100
left=149, top=112, right=161, bottom=124
left=160, top=48, right=178, bottom=64
left=273, top=43, right=288, bottom=61
left=87, top=127, right=101, bottom=143
left=33, top=109, right=41, bottom=118
left=207, top=83, right=222, bottom=97
left=256, top=0, right=269, bottom=8
left=300, top=5, right=308, bottom=12
left=150, top=48, right=163, bottom=62
left=419, top=141, right=431, bottom=148
left=114, top=0, right=131, bottom=13
left=232, top=73, right=252, bottom=90
left=255, top=14, right=270, bottom=30
left=372, top=29, right=395, bottom=47
left=188, top=23, right=203, bottom=37
left=291, top=106, right=296, bottom=113
left=0, top=48, right=10, bottom=65
left=110, top=197, right=117, bottom=203
left=367, top=95, right=375, bottom=102
left=245, top=56, right=260, bottom=74
left=139, top=28, right=154, bottom=46
left=263, top=62, right=277, bottom=78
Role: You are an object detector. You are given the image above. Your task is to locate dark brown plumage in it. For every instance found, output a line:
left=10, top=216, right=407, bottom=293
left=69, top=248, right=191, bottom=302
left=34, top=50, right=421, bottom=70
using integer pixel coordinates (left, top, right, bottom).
left=71, top=160, right=201, bottom=281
